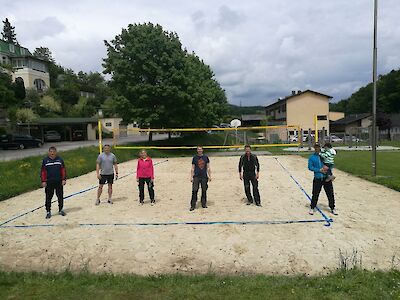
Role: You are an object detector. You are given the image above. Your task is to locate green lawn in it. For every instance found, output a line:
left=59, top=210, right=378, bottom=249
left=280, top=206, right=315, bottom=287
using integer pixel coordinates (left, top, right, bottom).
left=299, top=151, right=400, bottom=192
left=0, top=269, right=398, bottom=300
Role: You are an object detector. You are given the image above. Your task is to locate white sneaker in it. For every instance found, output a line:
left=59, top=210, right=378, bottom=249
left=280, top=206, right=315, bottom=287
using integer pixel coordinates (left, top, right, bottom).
left=331, top=209, right=338, bottom=215
left=95, top=199, right=100, bottom=206
left=309, top=208, right=315, bottom=215
left=108, top=199, right=113, bottom=204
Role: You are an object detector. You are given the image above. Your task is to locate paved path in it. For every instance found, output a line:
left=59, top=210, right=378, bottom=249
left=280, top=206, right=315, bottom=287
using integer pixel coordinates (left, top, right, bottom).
left=0, top=134, right=168, bottom=161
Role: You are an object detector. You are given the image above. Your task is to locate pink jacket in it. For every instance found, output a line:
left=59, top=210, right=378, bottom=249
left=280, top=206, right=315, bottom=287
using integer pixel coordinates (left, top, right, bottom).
left=136, top=157, right=154, bottom=179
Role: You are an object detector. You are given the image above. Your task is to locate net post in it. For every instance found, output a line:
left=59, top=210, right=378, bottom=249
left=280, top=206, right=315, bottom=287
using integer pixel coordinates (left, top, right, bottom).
left=314, top=115, right=318, bottom=143
left=98, top=119, right=102, bottom=154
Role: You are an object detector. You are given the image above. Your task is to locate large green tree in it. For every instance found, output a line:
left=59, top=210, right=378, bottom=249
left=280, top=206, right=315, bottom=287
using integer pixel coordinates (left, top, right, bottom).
left=1, top=18, right=18, bottom=44
left=103, top=23, right=227, bottom=136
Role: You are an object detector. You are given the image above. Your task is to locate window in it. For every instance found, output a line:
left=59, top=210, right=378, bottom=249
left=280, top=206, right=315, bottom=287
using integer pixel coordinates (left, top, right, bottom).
left=34, top=79, right=46, bottom=91
left=20, top=48, right=26, bottom=55
left=105, top=122, right=112, bottom=127
left=9, top=44, right=15, bottom=53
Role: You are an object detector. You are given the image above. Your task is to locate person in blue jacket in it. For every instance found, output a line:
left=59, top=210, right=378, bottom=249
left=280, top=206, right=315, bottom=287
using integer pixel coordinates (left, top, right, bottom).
left=308, top=143, right=337, bottom=216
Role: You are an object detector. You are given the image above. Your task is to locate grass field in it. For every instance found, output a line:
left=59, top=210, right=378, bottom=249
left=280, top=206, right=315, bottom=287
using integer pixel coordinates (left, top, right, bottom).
left=0, top=269, right=399, bottom=299
left=298, top=151, right=400, bottom=192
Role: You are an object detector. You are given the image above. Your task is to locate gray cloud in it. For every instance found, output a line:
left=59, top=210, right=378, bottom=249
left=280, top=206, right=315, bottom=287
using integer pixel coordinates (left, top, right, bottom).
left=15, top=17, right=65, bottom=41
left=1, top=0, right=399, bottom=106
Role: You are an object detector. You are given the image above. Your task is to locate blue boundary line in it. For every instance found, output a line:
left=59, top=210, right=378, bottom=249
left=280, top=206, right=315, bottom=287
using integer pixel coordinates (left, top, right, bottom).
left=0, top=219, right=328, bottom=229
left=0, top=160, right=169, bottom=227
left=274, top=157, right=333, bottom=227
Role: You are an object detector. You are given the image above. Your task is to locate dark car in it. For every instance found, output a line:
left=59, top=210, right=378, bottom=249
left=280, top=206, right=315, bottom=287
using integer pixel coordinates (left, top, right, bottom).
left=0, top=134, right=43, bottom=150
left=72, top=130, right=84, bottom=141
left=44, top=130, right=61, bottom=142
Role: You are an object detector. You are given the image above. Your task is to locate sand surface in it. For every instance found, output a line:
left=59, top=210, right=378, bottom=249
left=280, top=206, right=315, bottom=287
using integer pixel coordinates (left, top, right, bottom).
left=0, top=155, right=399, bottom=275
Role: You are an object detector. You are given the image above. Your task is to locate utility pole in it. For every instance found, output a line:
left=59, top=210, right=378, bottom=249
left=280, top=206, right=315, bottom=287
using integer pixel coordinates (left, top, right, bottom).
left=372, top=0, right=378, bottom=176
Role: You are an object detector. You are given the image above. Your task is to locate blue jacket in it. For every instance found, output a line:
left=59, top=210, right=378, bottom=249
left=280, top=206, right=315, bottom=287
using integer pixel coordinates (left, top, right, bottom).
left=308, top=153, right=325, bottom=179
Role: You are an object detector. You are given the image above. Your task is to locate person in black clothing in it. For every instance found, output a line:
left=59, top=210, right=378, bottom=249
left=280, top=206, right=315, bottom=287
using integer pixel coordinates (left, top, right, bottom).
left=238, top=145, right=261, bottom=206
left=40, top=146, right=67, bottom=219
left=190, top=146, right=211, bottom=211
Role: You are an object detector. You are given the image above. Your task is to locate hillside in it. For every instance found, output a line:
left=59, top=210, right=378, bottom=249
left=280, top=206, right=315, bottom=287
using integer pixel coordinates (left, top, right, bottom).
left=330, top=68, right=400, bottom=114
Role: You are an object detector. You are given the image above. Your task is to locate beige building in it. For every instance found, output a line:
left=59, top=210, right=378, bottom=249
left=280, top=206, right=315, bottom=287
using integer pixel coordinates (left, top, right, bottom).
left=329, top=111, right=345, bottom=122
left=0, top=39, right=50, bottom=91
left=265, top=90, right=341, bottom=137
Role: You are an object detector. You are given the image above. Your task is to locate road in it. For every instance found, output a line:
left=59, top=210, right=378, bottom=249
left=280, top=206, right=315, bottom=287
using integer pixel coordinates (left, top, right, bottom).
left=0, top=134, right=168, bottom=162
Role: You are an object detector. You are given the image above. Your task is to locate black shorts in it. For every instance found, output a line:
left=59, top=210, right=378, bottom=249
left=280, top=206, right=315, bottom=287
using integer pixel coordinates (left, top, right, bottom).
left=99, top=174, right=114, bottom=185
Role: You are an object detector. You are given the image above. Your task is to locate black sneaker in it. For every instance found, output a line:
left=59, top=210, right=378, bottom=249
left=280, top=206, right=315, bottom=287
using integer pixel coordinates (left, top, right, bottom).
left=202, top=205, right=208, bottom=208
left=246, top=202, right=253, bottom=205
left=59, top=210, right=66, bottom=216
left=190, top=207, right=195, bottom=211
left=46, top=212, right=51, bottom=219
left=256, top=203, right=262, bottom=207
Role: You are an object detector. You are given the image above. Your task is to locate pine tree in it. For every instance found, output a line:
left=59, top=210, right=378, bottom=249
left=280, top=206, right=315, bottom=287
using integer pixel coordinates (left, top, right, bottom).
left=2, top=18, right=18, bottom=44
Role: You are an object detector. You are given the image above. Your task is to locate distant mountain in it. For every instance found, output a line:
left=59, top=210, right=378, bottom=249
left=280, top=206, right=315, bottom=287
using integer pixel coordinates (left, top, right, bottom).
left=330, top=68, right=400, bottom=114
left=227, top=104, right=265, bottom=118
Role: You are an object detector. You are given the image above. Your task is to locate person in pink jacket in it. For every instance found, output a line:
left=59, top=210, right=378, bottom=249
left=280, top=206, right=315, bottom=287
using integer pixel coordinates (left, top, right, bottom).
left=136, top=150, right=155, bottom=205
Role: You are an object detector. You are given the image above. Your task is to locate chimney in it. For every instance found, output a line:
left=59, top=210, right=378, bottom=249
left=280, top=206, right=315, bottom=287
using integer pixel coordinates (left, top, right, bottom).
left=291, top=90, right=296, bottom=95
left=297, top=90, right=301, bottom=94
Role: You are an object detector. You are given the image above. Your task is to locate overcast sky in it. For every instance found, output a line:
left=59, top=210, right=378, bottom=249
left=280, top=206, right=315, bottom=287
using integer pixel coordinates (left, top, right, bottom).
left=2, top=0, right=400, bottom=105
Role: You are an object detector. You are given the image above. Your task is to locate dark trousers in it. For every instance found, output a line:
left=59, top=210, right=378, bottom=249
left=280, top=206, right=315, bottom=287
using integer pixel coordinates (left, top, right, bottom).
left=324, top=163, right=334, bottom=176
left=191, top=177, right=208, bottom=208
left=138, top=178, right=155, bottom=202
left=45, top=181, right=63, bottom=212
left=311, top=178, right=335, bottom=210
left=244, top=174, right=261, bottom=205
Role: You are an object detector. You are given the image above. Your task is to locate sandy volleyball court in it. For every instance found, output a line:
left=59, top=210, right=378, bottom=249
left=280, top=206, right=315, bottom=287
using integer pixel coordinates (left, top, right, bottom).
left=0, top=155, right=399, bottom=275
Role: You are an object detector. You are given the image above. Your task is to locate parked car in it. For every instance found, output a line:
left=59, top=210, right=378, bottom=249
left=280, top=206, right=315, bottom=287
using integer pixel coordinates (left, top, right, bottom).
left=344, top=135, right=362, bottom=142
left=0, top=134, right=43, bottom=150
left=219, top=123, right=231, bottom=128
left=44, top=130, right=61, bottom=142
left=325, top=135, right=343, bottom=143
left=72, top=130, right=84, bottom=141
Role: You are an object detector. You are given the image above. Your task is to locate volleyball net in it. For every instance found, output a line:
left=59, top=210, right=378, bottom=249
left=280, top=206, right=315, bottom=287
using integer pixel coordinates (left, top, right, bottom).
left=109, top=125, right=301, bottom=150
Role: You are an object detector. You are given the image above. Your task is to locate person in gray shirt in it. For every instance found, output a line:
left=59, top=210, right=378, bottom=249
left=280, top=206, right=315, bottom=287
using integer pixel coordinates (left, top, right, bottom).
left=96, top=144, right=118, bottom=205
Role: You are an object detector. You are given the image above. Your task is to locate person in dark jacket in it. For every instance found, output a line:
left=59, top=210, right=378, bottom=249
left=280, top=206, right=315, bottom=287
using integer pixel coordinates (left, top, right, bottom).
left=40, top=146, right=67, bottom=219
left=238, top=145, right=261, bottom=206
left=308, top=143, right=337, bottom=216
left=190, top=146, right=211, bottom=211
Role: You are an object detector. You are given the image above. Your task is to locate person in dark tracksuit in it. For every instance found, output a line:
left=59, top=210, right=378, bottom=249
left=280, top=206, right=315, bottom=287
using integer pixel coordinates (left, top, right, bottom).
left=238, top=145, right=261, bottom=206
left=190, top=146, right=211, bottom=211
left=40, top=146, right=67, bottom=219
left=308, top=143, right=338, bottom=216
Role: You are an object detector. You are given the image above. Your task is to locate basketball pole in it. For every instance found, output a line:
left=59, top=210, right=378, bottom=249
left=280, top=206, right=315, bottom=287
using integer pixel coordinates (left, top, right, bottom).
left=372, top=0, right=378, bottom=176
